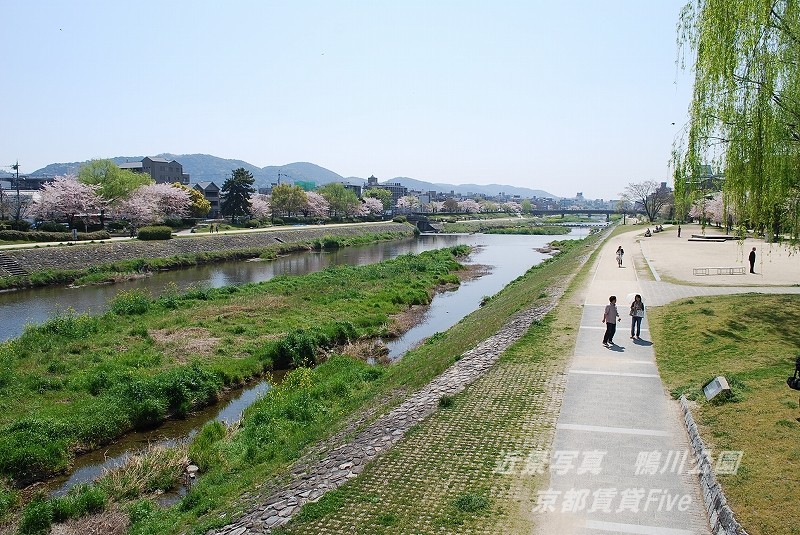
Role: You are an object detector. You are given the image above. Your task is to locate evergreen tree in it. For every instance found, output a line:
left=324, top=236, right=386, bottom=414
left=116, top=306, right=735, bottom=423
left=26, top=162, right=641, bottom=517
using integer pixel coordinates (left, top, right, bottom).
left=220, top=168, right=256, bottom=223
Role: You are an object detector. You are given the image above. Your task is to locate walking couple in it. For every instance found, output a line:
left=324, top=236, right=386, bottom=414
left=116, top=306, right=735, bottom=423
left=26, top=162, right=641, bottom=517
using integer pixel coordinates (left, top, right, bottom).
left=602, top=294, right=645, bottom=347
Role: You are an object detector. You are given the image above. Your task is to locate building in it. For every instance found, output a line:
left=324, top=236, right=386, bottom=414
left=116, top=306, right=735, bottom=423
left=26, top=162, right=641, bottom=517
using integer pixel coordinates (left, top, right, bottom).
left=119, top=157, right=190, bottom=185
left=193, top=181, right=221, bottom=218
left=364, top=175, right=408, bottom=204
left=341, top=182, right=363, bottom=198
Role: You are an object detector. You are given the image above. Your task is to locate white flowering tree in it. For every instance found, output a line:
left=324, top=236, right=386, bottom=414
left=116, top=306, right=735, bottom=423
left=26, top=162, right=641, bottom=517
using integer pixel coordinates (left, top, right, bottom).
left=33, top=174, right=102, bottom=229
left=428, top=201, right=445, bottom=213
left=303, top=191, right=330, bottom=219
left=502, top=201, right=522, bottom=214
left=250, top=193, right=271, bottom=221
left=458, top=199, right=482, bottom=213
left=395, top=195, right=420, bottom=213
left=360, top=196, right=384, bottom=216
left=481, top=201, right=498, bottom=212
left=115, top=183, right=190, bottom=227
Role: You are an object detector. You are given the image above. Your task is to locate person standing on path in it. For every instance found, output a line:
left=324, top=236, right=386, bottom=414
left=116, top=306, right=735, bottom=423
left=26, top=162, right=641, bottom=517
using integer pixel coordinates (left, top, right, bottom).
left=749, top=247, right=756, bottom=273
left=616, top=246, right=624, bottom=267
left=630, top=294, right=645, bottom=339
left=677, top=225, right=681, bottom=237
left=602, top=295, right=620, bottom=347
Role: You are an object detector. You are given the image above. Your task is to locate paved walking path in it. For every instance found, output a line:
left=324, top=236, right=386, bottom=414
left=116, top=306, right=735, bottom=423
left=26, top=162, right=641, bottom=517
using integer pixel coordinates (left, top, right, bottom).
left=537, top=225, right=800, bottom=534
left=537, top=231, right=712, bottom=534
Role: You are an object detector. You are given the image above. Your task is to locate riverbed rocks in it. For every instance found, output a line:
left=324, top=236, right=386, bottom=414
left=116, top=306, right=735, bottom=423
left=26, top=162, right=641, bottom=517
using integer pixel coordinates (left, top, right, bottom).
left=2, top=223, right=413, bottom=275
left=208, top=296, right=558, bottom=535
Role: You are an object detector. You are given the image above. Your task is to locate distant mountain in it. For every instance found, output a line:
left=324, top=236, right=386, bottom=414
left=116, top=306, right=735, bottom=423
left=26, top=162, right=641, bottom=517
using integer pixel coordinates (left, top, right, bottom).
left=380, top=176, right=556, bottom=199
left=31, top=153, right=558, bottom=199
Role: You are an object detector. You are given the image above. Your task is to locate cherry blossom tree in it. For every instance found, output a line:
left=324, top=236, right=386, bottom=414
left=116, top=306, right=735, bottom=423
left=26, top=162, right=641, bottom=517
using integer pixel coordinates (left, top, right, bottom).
left=114, top=195, right=155, bottom=228
left=502, top=201, right=522, bottom=214
left=481, top=201, right=499, bottom=212
left=458, top=199, right=482, bottom=213
left=115, top=183, right=190, bottom=226
left=32, top=174, right=102, bottom=229
left=361, top=196, right=384, bottom=216
left=428, top=201, right=445, bottom=213
left=250, top=193, right=271, bottom=220
left=395, top=195, right=420, bottom=213
left=303, top=191, right=330, bottom=219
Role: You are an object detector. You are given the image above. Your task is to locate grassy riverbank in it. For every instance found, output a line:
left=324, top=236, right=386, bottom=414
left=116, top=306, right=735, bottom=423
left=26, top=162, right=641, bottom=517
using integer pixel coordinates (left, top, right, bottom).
left=0, top=237, right=595, bottom=534
left=117, top=236, right=594, bottom=535
left=0, top=233, right=597, bottom=534
left=649, top=294, right=800, bottom=535
left=440, top=218, right=570, bottom=234
left=0, top=230, right=414, bottom=290
left=0, top=246, right=467, bottom=486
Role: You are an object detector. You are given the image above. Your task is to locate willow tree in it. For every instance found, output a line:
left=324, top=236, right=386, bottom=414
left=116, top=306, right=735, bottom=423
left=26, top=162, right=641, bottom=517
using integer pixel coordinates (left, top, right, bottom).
left=674, top=0, right=800, bottom=241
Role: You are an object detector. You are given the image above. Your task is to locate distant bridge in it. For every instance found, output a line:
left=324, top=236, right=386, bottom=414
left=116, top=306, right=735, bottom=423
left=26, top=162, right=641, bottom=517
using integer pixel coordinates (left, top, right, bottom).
left=528, top=209, right=614, bottom=220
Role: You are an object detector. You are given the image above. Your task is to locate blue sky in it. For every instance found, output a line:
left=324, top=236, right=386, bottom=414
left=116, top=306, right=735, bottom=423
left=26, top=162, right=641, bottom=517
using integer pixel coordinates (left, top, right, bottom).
left=1, top=1, right=693, bottom=199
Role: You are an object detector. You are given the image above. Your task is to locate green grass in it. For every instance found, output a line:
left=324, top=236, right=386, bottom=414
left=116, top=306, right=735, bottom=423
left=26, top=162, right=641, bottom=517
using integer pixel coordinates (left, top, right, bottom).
left=650, top=293, right=800, bottom=535
left=0, top=246, right=467, bottom=484
left=262, top=235, right=598, bottom=534
left=440, top=217, right=569, bottom=234
left=0, top=231, right=598, bottom=532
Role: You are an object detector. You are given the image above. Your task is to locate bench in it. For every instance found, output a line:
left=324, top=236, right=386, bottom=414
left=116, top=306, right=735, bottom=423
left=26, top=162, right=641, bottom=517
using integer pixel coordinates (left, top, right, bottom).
left=693, top=267, right=746, bottom=276
left=690, top=234, right=739, bottom=241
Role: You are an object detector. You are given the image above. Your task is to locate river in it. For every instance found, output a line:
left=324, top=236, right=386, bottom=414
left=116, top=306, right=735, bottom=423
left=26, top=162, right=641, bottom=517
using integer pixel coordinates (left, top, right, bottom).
left=3, top=230, right=591, bottom=494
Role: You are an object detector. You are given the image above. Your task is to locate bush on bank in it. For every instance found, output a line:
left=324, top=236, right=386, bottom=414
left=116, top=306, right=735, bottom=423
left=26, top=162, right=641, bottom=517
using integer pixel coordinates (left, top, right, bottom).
left=0, top=230, right=111, bottom=243
left=136, top=226, right=174, bottom=240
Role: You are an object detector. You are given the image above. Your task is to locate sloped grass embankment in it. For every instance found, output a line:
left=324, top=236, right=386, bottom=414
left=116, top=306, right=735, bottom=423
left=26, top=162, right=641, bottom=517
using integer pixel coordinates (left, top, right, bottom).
left=650, top=294, right=800, bottom=535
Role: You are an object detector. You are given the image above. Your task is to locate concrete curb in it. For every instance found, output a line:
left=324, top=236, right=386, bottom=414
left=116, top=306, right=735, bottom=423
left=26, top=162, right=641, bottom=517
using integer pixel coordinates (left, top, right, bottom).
left=679, top=395, right=748, bottom=535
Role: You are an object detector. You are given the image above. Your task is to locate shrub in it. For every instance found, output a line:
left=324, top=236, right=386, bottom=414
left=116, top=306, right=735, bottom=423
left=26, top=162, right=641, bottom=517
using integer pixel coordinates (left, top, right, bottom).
left=51, top=484, right=107, bottom=522
left=136, top=226, right=173, bottom=240
left=188, top=421, right=226, bottom=471
left=452, top=493, right=489, bottom=513
left=0, top=230, right=110, bottom=242
left=0, top=483, right=18, bottom=520
left=162, top=218, right=184, bottom=229
left=8, top=220, right=31, bottom=231
left=19, top=496, right=53, bottom=534
left=110, top=289, right=152, bottom=315
left=34, top=222, right=68, bottom=232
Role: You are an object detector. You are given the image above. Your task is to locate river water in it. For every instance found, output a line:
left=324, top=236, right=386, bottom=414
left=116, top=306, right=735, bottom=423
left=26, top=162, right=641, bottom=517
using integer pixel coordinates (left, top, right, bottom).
left=7, top=229, right=591, bottom=494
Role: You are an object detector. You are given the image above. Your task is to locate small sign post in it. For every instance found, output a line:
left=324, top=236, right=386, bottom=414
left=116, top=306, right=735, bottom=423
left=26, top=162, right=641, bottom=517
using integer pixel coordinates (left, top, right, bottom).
left=703, top=376, right=730, bottom=401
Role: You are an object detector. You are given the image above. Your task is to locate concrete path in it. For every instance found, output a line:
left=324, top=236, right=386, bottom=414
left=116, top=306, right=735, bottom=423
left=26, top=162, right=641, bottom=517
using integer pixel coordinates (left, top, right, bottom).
left=537, top=226, right=800, bottom=534
left=537, top=232, right=712, bottom=534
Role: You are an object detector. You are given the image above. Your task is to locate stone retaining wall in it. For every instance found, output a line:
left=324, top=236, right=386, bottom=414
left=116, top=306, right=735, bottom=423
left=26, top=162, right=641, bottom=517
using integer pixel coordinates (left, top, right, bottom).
left=3, top=223, right=413, bottom=274
left=680, top=395, right=748, bottom=535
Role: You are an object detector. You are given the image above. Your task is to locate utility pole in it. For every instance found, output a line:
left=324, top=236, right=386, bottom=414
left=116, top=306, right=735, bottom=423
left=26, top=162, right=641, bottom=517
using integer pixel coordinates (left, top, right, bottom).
left=11, top=161, right=21, bottom=222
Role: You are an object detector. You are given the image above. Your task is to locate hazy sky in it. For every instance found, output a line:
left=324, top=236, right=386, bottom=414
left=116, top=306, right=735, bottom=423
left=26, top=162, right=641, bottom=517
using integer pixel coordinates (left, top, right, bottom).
left=1, top=1, right=693, bottom=199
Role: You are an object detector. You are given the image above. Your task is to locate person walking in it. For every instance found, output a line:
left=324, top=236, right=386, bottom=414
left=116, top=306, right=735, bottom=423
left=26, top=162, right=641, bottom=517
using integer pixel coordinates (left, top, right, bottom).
left=630, top=294, right=645, bottom=339
left=749, top=247, right=756, bottom=273
left=677, top=225, right=681, bottom=238
left=616, top=246, right=624, bottom=268
left=602, top=295, right=620, bottom=347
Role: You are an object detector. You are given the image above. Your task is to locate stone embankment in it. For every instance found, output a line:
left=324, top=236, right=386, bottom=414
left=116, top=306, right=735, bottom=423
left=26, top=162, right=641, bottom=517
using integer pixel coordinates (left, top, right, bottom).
left=1, top=223, right=413, bottom=275
left=208, top=295, right=560, bottom=535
